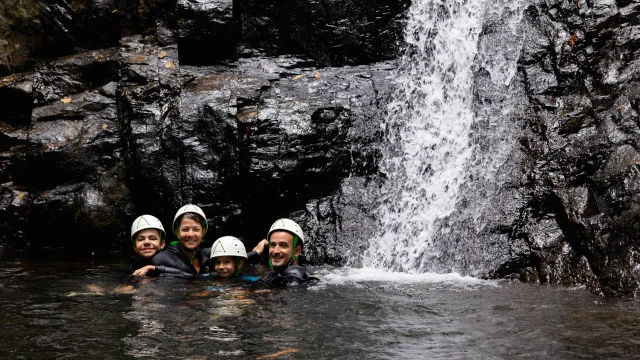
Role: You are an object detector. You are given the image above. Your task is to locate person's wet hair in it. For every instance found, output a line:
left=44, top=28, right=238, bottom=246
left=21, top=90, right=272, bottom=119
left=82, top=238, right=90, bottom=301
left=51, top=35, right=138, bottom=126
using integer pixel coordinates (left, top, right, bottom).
left=174, top=212, right=204, bottom=232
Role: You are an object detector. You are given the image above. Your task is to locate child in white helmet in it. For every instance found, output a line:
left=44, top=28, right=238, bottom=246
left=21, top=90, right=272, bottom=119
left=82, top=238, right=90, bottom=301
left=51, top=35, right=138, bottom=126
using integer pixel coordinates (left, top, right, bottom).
left=129, top=215, right=165, bottom=276
left=208, top=236, right=248, bottom=277
left=202, top=236, right=264, bottom=281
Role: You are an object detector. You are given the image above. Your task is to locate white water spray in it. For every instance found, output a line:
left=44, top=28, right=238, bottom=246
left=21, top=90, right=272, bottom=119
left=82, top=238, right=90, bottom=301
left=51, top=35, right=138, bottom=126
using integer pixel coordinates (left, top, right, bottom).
left=361, top=0, right=527, bottom=274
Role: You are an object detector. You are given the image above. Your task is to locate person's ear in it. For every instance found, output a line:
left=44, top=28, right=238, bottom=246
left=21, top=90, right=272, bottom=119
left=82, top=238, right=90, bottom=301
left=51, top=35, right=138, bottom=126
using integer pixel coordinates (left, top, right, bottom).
left=294, top=246, right=301, bottom=257
left=238, top=259, right=245, bottom=269
left=160, top=240, right=165, bottom=249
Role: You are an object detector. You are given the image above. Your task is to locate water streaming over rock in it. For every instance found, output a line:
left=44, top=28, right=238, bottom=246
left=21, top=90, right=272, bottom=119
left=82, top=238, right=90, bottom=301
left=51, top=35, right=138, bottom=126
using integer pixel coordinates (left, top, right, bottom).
left=361, top=0, right=529, bottom=275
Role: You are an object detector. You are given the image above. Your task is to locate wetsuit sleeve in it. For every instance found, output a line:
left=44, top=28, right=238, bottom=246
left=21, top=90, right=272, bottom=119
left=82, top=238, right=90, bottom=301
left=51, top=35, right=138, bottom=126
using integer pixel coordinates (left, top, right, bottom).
left=154, top=265, right=196, bottom=278
left=246, top=251, right=262, bottom=264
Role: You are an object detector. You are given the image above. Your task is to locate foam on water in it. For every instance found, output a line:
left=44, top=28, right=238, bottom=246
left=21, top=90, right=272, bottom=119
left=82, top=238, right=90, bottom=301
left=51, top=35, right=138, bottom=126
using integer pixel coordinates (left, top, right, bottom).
left=316, top=267, right=495, bottom=287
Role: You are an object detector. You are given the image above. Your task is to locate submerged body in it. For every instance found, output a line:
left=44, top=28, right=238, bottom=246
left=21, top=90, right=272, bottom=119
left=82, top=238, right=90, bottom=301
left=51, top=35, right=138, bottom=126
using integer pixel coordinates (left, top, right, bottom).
left=262, top=265, right=318, bottom=287
left=152, top=244, right=211, bottom=278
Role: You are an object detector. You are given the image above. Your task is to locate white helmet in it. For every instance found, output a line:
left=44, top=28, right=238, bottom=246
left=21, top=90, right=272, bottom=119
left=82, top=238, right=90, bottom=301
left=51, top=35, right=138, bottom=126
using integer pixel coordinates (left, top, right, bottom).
left=210, top=236, right=248, bottom=259
left=172, top=204, right=208, bottom=236
left=131, top=215, right=166, bottom=241
left=267, top=218, right=304, bottom=245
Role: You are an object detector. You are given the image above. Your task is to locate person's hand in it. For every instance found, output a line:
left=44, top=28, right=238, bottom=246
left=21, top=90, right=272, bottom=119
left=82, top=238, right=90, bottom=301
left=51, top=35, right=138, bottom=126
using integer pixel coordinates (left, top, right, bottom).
left=133, top=265, right=155, bottom=276
left=253, top=239, right=268, bottom=254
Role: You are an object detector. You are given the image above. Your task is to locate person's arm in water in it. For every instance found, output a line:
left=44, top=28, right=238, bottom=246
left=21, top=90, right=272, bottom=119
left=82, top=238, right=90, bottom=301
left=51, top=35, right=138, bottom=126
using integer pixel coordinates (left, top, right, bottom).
left=132, top=265, right=156, bottom=276
left=246, top=239, right=268, bottom=264
left=154, top=265, right=197, bottom=278
left=132, top=264, right=191, bottom=277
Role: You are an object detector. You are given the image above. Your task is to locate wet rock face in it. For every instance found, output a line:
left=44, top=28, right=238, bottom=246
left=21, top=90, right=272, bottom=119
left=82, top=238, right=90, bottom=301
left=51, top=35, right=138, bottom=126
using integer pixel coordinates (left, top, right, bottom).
left=0, top=0, right=410, bottom=76
left=238, top=0, right=411, bottom=66
left=0, top=25, right=395, bottom=257
left=504, top=0, right=640, bottom=296
left=0, top=0, right=122, bottom=76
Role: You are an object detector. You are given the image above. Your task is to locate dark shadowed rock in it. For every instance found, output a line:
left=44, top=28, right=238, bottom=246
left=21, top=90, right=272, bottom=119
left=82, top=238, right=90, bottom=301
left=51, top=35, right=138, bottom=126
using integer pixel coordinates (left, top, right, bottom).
left=238, top=0, right=411, bottom=66
left=507, top=0, right=640, bottom=296
left=177, top=0, right=237, bottom=65
left=0, top=0, right=122, bottom=76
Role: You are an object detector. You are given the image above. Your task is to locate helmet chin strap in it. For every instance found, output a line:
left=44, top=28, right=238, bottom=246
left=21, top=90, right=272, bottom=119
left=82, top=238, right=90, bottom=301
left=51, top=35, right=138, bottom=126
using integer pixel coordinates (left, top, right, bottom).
left=234, top=257, right=242, bottom=276
left=269, top=235, right=298, bottom=271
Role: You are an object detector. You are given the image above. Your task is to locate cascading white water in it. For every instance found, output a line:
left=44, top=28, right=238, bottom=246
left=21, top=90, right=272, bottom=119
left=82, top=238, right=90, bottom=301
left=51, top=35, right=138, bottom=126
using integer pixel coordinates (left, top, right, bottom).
left=361, top=0, right=527, bottom=274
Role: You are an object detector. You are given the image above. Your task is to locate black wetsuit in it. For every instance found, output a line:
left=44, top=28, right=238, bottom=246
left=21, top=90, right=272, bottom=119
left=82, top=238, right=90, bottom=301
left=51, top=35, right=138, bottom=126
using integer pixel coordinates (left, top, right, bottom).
left=200, top=251, right=262, bottom=274
left=151, top=244, right=212, bottom=278
left=262, top=265, right=318, bottom=287
left=128, top=254, right=152, bottom=274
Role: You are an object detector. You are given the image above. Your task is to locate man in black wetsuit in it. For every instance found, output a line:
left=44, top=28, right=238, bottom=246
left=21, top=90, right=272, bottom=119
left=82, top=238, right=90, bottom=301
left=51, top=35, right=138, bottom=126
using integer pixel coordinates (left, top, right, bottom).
left=262, top=218, right=318, bottom=287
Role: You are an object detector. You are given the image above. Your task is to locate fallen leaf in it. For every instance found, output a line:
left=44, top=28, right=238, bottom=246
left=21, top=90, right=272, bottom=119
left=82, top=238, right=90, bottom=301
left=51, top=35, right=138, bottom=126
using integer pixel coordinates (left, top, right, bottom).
left=632, top=160, right=638, bottom=166
left=616, top=104, right=626, bottom=110
left=111, top=285, right=135, bottom=294
left=102, top=172, right=107, bottom=175
left=61, top=97, right=72, bottom=104
left=17, top=192, right=25, bottom=201
left=165, top=60, right=175, bottom=70
left=102, top=124, right=109, bottom=130
left=256, top=348, right=299, bottom=359
left=95, top=54, right=103, bottom=60
left=158, top=51, right=167, bottom=59
left=568, top=34, right=578, bottom=46
left=315, top=71, right=321, bottom=79
left=112, top=9, right=119, bottom=13
left=87, top=285, right=106, bottom=293
left=292, top=74, right=303, bottom=80
left=1, top=77, right=14, bottom=83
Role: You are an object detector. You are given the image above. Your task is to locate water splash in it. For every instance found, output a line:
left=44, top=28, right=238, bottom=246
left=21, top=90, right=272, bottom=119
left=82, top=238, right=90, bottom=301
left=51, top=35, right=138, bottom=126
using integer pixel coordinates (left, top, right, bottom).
left=361, top=0, right=527, bottom=274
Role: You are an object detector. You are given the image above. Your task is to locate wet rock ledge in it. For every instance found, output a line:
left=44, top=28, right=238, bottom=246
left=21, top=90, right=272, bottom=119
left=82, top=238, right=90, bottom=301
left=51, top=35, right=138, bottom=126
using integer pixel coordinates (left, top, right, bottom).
left=0, top=0, right=406, bottom=258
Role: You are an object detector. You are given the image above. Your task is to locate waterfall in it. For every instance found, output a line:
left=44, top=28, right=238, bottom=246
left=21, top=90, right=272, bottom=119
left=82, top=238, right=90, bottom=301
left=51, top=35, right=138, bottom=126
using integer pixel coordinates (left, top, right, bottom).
left=361, top=0, right=527, bottom=274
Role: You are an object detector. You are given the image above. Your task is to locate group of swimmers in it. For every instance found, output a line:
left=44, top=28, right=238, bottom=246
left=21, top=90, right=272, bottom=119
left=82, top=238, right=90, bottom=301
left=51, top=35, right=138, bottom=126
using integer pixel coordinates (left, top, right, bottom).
left=128, top=204, right=317, bottom=286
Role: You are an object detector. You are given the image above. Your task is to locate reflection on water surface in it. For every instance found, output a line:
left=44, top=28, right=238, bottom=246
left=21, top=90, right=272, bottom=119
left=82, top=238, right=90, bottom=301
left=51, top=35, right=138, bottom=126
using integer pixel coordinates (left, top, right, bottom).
left=1, top=259, right=639, bottom=359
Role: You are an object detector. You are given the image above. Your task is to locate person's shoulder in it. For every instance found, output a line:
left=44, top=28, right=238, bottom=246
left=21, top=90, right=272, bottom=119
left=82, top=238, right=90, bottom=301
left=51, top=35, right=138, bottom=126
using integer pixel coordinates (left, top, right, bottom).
left=128, top=254, right=150, bottom=272
left=152, top=246, right=179, bottom=265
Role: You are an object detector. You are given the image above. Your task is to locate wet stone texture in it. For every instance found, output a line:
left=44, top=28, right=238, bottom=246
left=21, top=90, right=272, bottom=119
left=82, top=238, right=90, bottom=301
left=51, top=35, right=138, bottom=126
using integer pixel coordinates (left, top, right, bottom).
left=0, top=14, right=397, bottom=258
left=502, top=0, right=640, bottom=296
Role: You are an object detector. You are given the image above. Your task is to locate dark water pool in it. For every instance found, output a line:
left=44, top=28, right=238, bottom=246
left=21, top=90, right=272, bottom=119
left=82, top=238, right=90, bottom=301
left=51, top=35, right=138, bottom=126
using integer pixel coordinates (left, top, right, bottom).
left=1, top=259, right=640, bottom=359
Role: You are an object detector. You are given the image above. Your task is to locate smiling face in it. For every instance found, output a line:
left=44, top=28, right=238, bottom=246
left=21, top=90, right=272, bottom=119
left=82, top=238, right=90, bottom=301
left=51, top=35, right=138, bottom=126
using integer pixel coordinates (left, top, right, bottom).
left=133, top=229, right=164, bottom=259
left=178, top=216, right=203, bottom=251
left=268, top=231, right=301, bottom=268
left=214, top=256, right=244, bottom=278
